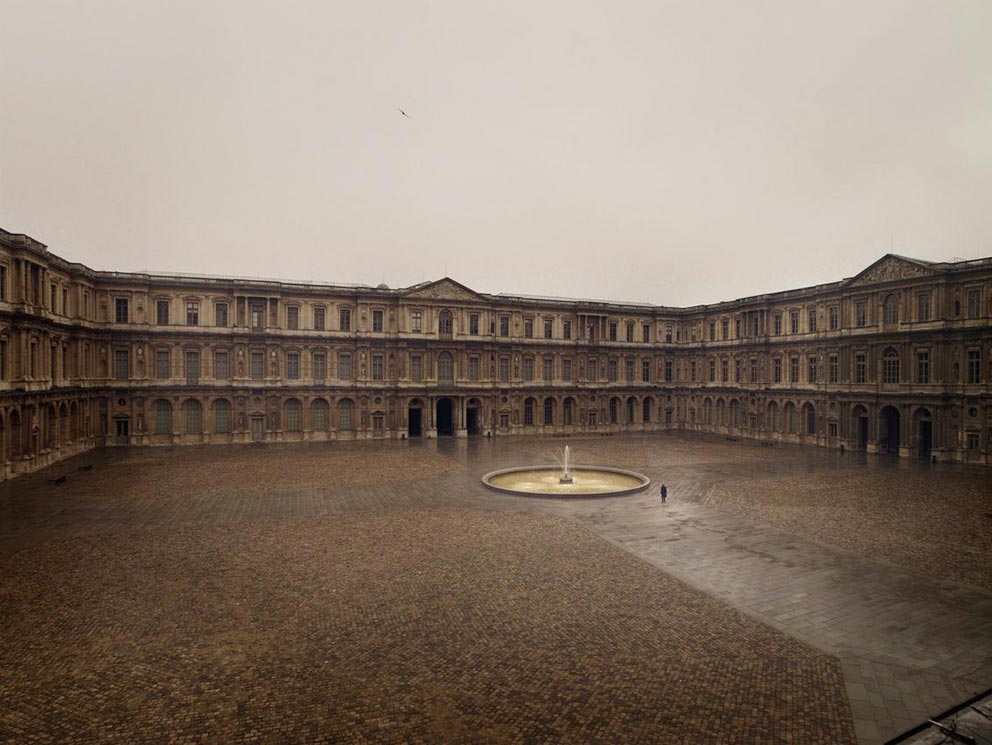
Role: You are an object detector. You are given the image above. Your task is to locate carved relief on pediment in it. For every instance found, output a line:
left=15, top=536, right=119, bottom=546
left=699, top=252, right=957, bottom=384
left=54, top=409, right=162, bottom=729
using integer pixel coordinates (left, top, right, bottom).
left=848, top=257, right=934, bottom=286
left=404, top=279, right=479, bottom=301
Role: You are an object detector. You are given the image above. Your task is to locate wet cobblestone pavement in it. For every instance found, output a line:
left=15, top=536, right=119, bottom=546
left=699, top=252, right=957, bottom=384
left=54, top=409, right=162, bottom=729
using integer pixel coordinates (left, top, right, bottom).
left=1, top=432, right=990, bottom=744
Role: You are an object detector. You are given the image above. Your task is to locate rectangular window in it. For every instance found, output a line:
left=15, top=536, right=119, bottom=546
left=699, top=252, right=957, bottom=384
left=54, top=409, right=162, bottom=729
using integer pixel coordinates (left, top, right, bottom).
left=968, top=350, right=981, bottom=384
left=543, top=357, right=553, bottom=382
left=372, top=309, right=384, bottom=332
left=808, top=309, right=817, bottom=333
left=664, top=361, right=673, bottom=382
left=313, top=353, right=326, bottom=381
left=470, top=314, right=480, bottom=335
left=338, top=354, right=352, bottom=380
left=251, top=351, right=264, bottom=380
left=855, top=353, right=867, bottom=384
left=690, top=360, right=697, bottom=383
left=563, top=319, right=572, bottom=339
left=287, top=352, right=300, bottom=380
left=214, top=351, right=229, bottom=379
left=544, top=318, right=553, bottom=339
left=642, top=324, right=650, bottom=343
left=589, top=358, right=599, bottom=381
left=469, top=356, right=480, bottom=381
left=371, top=354, right=383, bottom=381
left=855, top=301, right=867, bottom=327
left=734, top=358, right=741, bottom=383
left=155, top=350, right=170, bottom=379
left=51, top=284, right=57, bottom=310
left=115, top=298, right=129, bottom=323
left=524, top=318, right=534, bottom=338
left=773, top=358, right=782, bottom=383
left=0, top=265, right=6, bottom=300
left=287, top=306, right=300, bottom=330
left=828, top=306, right=839, bottom=330
left=156, top=300, right=169, bottom=325
left=642, top=360, right=650, bottom=382
left=608, top=359, right=618, bottom=382
left=609, top=322, right=617, bottom=341
left=563, top=358, right=573, bottom=381
left=968, top=289, right=982, bottom=318
left=807, top=356, right=817, bottom=383
left=186, top=301, right=199, bottom=326
left=155, top=404, right=171, bottom=435
left=185, top=351, right=200, bottom=384
left=523, top=357, right=534, bottom=381
left=721, top=358, right=728, bottom=382
left=828, top=355, right=838, bottom=383
left=626, top=323, right=634, bottom=342
left=251, top=303, right=265, bottom=330
left=773, top=314, right=782, bottom=335
left=917, top=351, right=930, bottom=384
left=917, top=293, right=931, bottom=322
left=709, top=322, right=716, bottom=341
left=721, top=319, right=729, bottom=339
left=789, top=311, right=799, bottom=334
left=749, top=357, right=757, bottom=383
left=411, top=311, right=422, bottom=332
left=499, top=316, right=509, bottom=337
left=625, top=359, right=634, bottom=382
left=215, top=302, right=228, bottom=327
left=790, top=357, right=799, bottom=383
left=313, top=307, right=325, bottom=331
left=114, top=350, right=129, bottom=380
left=499, top=357, right=509, bottom=382
left=665, top=325, right=673, bottom=343
left=411, top=355, right=423, bottom=381
left=339, top=308, right=351, bottom=331
left=709, top=359, right=716, bottom=382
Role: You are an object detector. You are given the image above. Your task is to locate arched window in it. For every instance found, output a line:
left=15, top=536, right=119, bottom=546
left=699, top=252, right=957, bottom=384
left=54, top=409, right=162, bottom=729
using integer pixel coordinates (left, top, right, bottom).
left=883, top=347, right=900, bottom=384
left=524, top=398, right=535, bottom=426
left=338, top=399, right=354, bottom=430
left=285, top=399, right=302, bottom=432
left=183, top=400, right=202, bottom=433
left=154, top=399, right=172, bottom=435
left=438, top=309, right=453, bottom=335
left=626, top=397, right=636, bottom=424
left=718, top=399, right=727, bottom=425
left=704, top=398, right=714, bottom=425
left=884, top=294, right=899, bottom=324
left=564, top=397, right=574, bottom=425
left=785, top=402, right=797, bottom=434
left=642, top=397, right=652, bottom=423
left=312, top=399, right=329, bottom=430
left=543, top=397, right=554, bottom=425
left=768, top=401, right=780, bottom=431
left=213, top=399, right=231, bottom=433
left=437, top=352, right=454, bottom=382
left=609, top=397, right=619, bottom=424
left=804, top=403, right=816, bottom=435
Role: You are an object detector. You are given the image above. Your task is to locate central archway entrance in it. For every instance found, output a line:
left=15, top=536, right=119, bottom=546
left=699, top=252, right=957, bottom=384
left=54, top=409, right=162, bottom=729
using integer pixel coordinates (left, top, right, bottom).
left=436, top=398, right=455, bottom=437
left=408, top=399, right=423, bottom=438
left=914, top=407, right=933, bottom=459
left=879, top=405, right=900, bottom=454
left=466, top=398, right=481, bottom=436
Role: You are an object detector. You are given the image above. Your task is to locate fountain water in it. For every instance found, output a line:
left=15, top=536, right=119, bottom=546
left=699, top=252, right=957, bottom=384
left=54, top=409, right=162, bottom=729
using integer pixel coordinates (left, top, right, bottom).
left=482, top=445, right=649, bottom=498
left=555, top=445, right=574, bottom=484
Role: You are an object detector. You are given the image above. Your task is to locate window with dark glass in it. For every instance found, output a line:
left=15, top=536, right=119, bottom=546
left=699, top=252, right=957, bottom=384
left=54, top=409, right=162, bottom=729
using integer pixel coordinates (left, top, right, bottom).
left=523, top=357, right=534, bottom=381
left=563, top=319, right=572, bottom=339
left=372, top=309, right=384, bottom=332
left=313, top=307, right=325, bottom=330
left=470, top=314, right=480, bottom=335
left=789, top=311, right=799, bottom=334
left=664, top=361, right=673, bottom=382
left=371, top=354, right=383, bottom=380
left=438, top=353, right=454, bottom=382
left=608, top=359, right=618, bottom=382
left=338, top=354, right=351, bottom=380
left=115, top=298, right=129, bottom=323
left=916, top=351, right=929, bottom=384
left=917, top=293, right=931, bottom=322
left=543, top=357, right=553, bottom=381
left=855, top=353, right=866, bottom=383
left=883, top=295, right=898, bottom=324
left=968, top=349, right=981, bottom=384
left=251, top=351, right=264, bottom=379
left=807, top=356, right=817, bottom=383
left=339, top=307, right=351, bottom=331
left=287, top=352, right=300, bottom=380
left=856, top=301, right=867, bottom=327
left=968, top=289, right=981, bottom=318
left=499, top=316, right=509, bottom=337
left=544, top=318, right=553, bottom=339
left=155, top=349, right=170, bottom=379
left=524, top=318, right=534, bottom=338
left=469, top=356, right=480, bottom=381
left=609, top=322, right=617, bottom=341
left=828, top=306, right=839, bottom=330
left=215, top=302, right=228, bottom=327
left=114, top=349, right=129, bottom=379
left=773, top=314, right=782, bottom=335
left=313, top=353, right=326, bottom=381
left=790, top=357, right=799, bottom=383
left=439, top=310, right=453, bottom=335
left=214, top=351, right=229, bottom=379
left=642, top=360, right=650, bottom=382
left=185, top=351, right=200, bottom=384
left=499, top=357, right=509, bottom=381
left=773, top=358, right=782, bottom=383
left=287, top=306, right=299, bottom=330
left=251, top=304, right=265, bottom=329
left=883, top=348, right=900, bottom=383
left=626, top=323, right=634, bottom=342
left=411, top=355, right=423, bottom=381
left=156, top=300, right=169, bottom=325
left=828, top=355, right=838, bottom=383
left=563, top=358, right=573, bottom=381
left=807, top=309, right=817, bottom=333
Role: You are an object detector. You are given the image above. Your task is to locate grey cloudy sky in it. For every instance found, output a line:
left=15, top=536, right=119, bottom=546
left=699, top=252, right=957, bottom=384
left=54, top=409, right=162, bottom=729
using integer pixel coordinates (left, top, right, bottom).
left=2, top=1, right=990, bottom=306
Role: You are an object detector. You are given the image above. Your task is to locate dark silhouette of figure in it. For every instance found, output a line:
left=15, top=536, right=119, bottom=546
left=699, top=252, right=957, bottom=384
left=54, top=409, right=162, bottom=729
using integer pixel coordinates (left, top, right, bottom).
left=660, top=484, right=667, bottom=503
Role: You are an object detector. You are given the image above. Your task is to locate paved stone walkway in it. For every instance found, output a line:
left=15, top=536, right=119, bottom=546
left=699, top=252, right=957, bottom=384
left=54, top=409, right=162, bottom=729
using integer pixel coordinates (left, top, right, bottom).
left=2, top=433, right=990, bottom=744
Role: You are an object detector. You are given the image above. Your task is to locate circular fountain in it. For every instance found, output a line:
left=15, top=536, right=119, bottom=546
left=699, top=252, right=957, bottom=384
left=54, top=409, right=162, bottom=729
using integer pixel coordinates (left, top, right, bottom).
left=482, top=446, right=650, bottom=498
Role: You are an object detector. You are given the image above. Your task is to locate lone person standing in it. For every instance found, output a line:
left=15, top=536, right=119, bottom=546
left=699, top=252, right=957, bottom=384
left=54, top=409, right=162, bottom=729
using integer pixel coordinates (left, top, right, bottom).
left=660, top=483, right=668, bottom=503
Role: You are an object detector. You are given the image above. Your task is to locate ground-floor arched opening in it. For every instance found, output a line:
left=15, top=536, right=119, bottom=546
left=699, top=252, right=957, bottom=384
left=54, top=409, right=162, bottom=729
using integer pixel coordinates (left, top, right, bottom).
left=914, top=407, right=933, bottom=459
left=408, top=399, right=423, bottom=437
left=466, top=398, right=482, bottom=435
left=436, top=398, right=455, bottom=437
left=852, top=405, right=869, bottom=450
left=879, top=405, right=900, bottom=454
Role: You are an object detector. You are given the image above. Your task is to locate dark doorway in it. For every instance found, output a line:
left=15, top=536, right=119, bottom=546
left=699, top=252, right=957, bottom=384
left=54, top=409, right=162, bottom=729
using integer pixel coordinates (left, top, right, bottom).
left=918, top=420, right=932, bottom=459
left=880, top=406, right=900, bottom=454
left=408, top=407, right=422, bottom=437
left=857, top=416, right=869, bottom=450
left=251, top=416, right=265, bottom=442
left=466, top=407, right=480, bottom=436
left=115, top=419, right=129, bottom=444
left=436, top=398, right=455, bottom=437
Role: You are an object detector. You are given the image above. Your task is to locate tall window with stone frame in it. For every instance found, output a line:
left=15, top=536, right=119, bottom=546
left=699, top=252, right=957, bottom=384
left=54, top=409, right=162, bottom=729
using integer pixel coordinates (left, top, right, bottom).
left=469, top=355, right=480, bottom=381
left=155, top=400, right=171, bottom=434
left=608, top=359, right=618, bottom=382
left=214, top=350, right=229, bottom=379
left=287, top=352, right=301, bottom=380
left=642, top=324, right=650, bottom=343
left=563, top=358, right=573, bottom=381
left=0, top=265, right=6, bottom=300
left=185, top=351, right=200, bottom=384
left=251, top=303, right=265, bottom=330
left=856, top=301, right=867, bottom=327
left=855, top=353, right=867, bottom=384
left=543, top=357, right=553, bottom=382
left=411, top=311, right=422, bottom=332
left=625, top=359, right=634, bottom=382
left=721, top=358, right=728, bottom=382
left=642, top=360, right=650, bottom=382
left=544, top=318, right=553, bottom=339
left=115, top=298, right=129, bottom=323
left=114, top=349, right=129, bottom=380
left=439, top=310, right=453, bottom=335
left=214, top=400, right=231, bottom=433
left=665, top=325, right=673, bottom=343
left=524, top=398, right=534, bottom=426
left=916, top=293, right=931, bottom=322
left=499, top=316, right=509, bottom=337
left=184, top=400, right=201, bottom=433
left=916, top=351, right=930, bottom=384
left=313, top=307, right=326, bottom=330
left=789, top=357, right=799, bottom=383
left=807, top=309, right=817, bottom=333
left=773, top=314, right=782, bottom=335
left=734, top=358, right=741, bottom=383
left=371, top=354, right=384, bottom=381
left=664, top=360, right=672, bottom=382
left=689, top=360, right=696, bottom=383
left=338, top=400, right=353, bottom=430
left=313, top=353, right=326, bottom=381
left=544, top=397, right=554, bottom=425
left=828, top=305, right=839, bottom=330
left=312, top=399, right=328, bottom=430
left=251, top=351, right=264, bottom=380
left=339, top=307, right=351, bottom=332
left=437, top=352, right=454, bottom=382
left=807, top=356, right=817, bottom=383
left=883, top=294, right=898, bottom=324
left=789, top=310, right=799, bottom=334
left=749, top=357, right=757, bottom=383
left=372, top=309, right=384, bottom=332
left=588, top=358, right=599, bottom=381
left=708, top=359, right=716, bottom=382
left=215, top=302, right=228, bottom=327
left=287, top=306, right=300, bottom=330
left=609, top=398, right=619, bottom=424
left=156, top=300, right=169, bottom=325
left=499, top=356, right=509, bottom=382
left=411, top=355, right=423, bottom=381
left=967, top=349, right=981, bottom=384
left=523, top=357, right=534, bottom=381
left=609, top=322, right=617, bottom=341
left=828, top=354, right=838, bottom=383
left=773, top=357, right=782, bottom=383
left=469, top=313, right=480, bottom=335
left=186, top=301, right=199, bottom=326
left=968, top=289, right=982, bottom=318
left=563, top=319, right=571, bottom=339
left=286, top=400, right=301, bottom=432
left=709, top=322, right=716, bottom=341
left=338, top=353, right=352, bottom=380
left=882, top=348, right=900, bottom=384
left=626, top=323, right=634, bottom=342
left=155, top=349, right=170, bottom=379
left=523, top=318, right=534, bottom=338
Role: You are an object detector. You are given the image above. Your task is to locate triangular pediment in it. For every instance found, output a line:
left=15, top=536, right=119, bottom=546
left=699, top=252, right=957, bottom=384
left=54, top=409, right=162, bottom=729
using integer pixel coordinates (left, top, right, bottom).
left=402, top=277, right=483, bottom=301
left=845, top=255, right=936, bottom=287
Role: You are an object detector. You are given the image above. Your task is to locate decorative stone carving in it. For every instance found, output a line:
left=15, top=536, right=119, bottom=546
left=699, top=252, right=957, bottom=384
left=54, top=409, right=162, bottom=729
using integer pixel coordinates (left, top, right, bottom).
left=404, top=278, right=479, bottom=300
left=848, top=257, right=934, bottom=286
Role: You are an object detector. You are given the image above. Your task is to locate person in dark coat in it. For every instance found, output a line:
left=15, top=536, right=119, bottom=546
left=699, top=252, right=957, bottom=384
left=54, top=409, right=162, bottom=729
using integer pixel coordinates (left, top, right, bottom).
left=660, top=484, right=667, bottom=503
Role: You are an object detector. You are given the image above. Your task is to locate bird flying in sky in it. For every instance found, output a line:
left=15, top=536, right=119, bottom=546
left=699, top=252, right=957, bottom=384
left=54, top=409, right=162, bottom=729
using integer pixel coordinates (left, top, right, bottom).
left=398, top=108, right=409, bottom=118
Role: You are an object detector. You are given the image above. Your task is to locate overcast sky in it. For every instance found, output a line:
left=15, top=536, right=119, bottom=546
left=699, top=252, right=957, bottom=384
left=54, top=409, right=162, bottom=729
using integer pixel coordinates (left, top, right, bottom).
left=2, top=1, right=990, bottom=306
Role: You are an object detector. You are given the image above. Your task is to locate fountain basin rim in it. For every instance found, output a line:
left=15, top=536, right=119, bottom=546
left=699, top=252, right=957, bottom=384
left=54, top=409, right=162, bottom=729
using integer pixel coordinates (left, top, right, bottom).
left=481, top=465, right=651, bottom=499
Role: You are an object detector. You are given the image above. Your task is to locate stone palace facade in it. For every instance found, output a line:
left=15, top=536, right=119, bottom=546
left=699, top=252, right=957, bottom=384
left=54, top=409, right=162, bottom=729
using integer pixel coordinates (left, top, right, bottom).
left=2, top=226, right=991, bottom=479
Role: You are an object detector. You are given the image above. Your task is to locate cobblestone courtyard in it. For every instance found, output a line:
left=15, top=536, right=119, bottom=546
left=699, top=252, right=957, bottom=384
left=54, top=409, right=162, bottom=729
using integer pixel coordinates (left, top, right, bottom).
left=2, top=433, right=990, bottom=743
